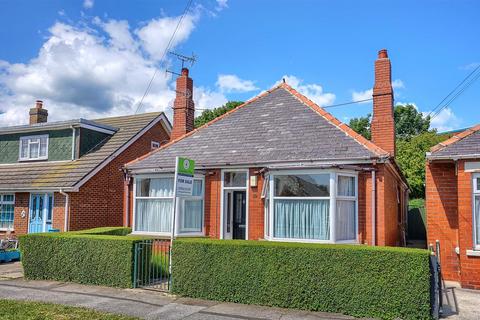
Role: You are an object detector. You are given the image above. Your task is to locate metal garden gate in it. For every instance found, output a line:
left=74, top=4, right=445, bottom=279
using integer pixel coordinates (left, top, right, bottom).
left=430, top=241, right=443, bottom=320
left=133, top=239, right=171, bottom=291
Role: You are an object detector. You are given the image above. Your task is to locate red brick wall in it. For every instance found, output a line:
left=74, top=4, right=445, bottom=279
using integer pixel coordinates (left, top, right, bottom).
left=13, top=193, right=29, bottom=234
left=426, top=161, right=460, bottom=281
left=68, top=120, right=170, bottom=231
left=171, top=68, right=195, bottom=140
left=456, top=161, right=480, bottom=289
left=248, top=169, right=264, bottom=240
left=12, top=192, right=66, bottom=234
left=205, top=170, right=221, bottom=238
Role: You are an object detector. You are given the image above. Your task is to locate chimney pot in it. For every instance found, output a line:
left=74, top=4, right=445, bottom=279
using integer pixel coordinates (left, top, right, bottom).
left=378, top=49, right=388, bottom=59
left=29, top=100, right=48, bottom=125
left=181, top=68, right=189, bottom=76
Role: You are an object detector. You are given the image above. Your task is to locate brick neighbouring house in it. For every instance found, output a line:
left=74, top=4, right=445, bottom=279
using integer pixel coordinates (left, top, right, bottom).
left=123, top=49, right=409, bottom=246
left=0, top=102, right=171, bottom=235
left=426, top=127, right=480, bottom=289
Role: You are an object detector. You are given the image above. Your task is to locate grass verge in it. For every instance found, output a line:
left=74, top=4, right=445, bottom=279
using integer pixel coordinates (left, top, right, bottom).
left=0, top=299, right=138, bottom=320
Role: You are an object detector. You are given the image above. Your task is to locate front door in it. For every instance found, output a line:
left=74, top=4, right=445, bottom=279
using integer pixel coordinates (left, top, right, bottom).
left=233, top=191, right=246, bottom=239
left=29, top=194, right=53, bottom=233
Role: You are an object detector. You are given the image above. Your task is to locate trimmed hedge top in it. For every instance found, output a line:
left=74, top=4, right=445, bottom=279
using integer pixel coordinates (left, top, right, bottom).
left=172, top=239, right=432, bottom=320
left=19, top=227, right=145, bottom=288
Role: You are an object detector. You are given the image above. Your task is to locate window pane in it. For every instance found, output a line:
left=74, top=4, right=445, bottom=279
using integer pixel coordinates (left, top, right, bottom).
left=40, top=137, right=48, bottom=157
left=29, top=141, right=40, bottom=159
left=136, top=178, right=174, bottom=197
left=476, top=196, right=480, bottom=246
left=275, top=174, right=330, bottom=197
left=20, top=140, right=28, bottom=159
left=179, top=199, right=203, bottom=233
left=192, top=180, right=203, bottom=196
left=224, top=172, right=247, bottom=187
left=338, top=176, right=355, bottom=197
left=2, top=195, right=14, bottom=203
left=135, top=199, right=172, bottom=233
left=0, top=203, right=14, bottom=230
left=477, top=178, right=480, bottom=192
left=274, top=199, right=329, bottom=240
left=336, top=200, right=356, bottom=241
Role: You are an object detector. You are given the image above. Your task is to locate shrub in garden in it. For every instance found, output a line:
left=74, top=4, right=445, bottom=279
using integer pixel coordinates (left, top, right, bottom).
left=172, top=239, right=432, bottom=320
left=19, top=227, right=143, bottom=288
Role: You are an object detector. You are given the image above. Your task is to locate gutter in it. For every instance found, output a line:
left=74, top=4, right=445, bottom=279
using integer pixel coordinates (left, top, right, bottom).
left=426, top=153, right=480, bottom=161
left=59, top=189, right=70, bottom=232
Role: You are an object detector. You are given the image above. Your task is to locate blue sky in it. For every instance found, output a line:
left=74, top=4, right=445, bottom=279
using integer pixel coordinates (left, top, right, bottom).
left=0, top=0, right=478, bottom=131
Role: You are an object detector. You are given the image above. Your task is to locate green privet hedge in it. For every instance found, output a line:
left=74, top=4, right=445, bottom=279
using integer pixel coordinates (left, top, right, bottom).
left=172, top=239, right=432, bottom=320
left=19, top=227, right=143, bottom=288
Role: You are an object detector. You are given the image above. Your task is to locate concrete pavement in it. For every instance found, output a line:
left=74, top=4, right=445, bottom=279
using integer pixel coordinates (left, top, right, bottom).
left=0, top=262, right=355, bottom=320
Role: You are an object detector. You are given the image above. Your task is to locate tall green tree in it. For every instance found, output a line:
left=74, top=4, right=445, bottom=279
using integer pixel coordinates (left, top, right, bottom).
left=194, top=101, right=243, bottom=128
left=349, top=104, right=431, bottom=139
left=396, top=132, right=449, bottom=198
left=394, top=104, right=431, bottom=138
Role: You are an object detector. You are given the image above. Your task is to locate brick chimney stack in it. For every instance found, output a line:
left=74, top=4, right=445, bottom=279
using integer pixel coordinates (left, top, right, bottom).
left=29, top=100, right=48, bottom=125
left=371, top=49, right=395, bottom=156
left=171, top=68, right=195, bottom=140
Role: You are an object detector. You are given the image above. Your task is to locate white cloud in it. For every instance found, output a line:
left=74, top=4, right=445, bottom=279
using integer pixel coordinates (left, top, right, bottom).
left=392, top=79, right=405, bottom=89
left=136, top=13, right=198, bottom=61
left=83, top=0, right=94, bottom=9
left=194, top=86, right=228, bottom=113
left=352, top=88, right=373, bottom=102
left=351, top=79, right=404, bottom=102
left=216, top=74, right=257, bottom=93
left=276, top=75, right=335, bottom=106
left=424, top=108, right=461, bottom=132
left=460, top=62, right=480, bottom=70
left=0, top=11, right=204, bottom=126
left=216, top=0, right=228, bottom=11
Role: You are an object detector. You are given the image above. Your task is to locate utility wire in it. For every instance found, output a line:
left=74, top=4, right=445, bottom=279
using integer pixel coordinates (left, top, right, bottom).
left=134, top=0, right=194, bottom=114
left=428, top=64, right=480, bottom=119
left=430, top=67, right=480, bottom=120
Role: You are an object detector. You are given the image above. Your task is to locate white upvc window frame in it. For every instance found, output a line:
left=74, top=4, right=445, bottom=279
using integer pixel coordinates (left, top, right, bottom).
left=335, top=173, right=359, bottom=244
left=266, top=169, right=358, bottom=244
left=19, top=134, right=49, bottom=161
left=472, top=173, right=480, bottom=250
left=151, top=141, right=160, bottom=150
left=132, top=173, right=205, bottom=237
left=0, top=194, right=15, bottom=231
left=220, top=169, right=249, bottom=240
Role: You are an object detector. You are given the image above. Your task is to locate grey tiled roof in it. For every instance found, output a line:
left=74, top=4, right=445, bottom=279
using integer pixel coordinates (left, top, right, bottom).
left=127, top=86, right=383, bottom=172
left=429, top=130, right=480, bottom=159
left=0, top=112, right=164, bottom=191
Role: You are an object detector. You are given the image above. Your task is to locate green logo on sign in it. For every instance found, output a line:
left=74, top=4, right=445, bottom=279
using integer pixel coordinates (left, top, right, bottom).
left=177, top=157, right=195, bottom=175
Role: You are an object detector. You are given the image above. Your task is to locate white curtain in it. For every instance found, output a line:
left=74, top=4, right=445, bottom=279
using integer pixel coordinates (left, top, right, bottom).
left=274, top=199, right=329, bottom=240
left=180, top=199, right=203, bottom=232
left=336, top=200, right=356, bottom=241
left=40, top=136, right=48, bottom=157
left=135, top=199, right=172, bottom=233
left=338, top=176, right=355, bottom=196
left=476, top=196, right=480, bottom=246
left=149, top=178, right=174, bottom=197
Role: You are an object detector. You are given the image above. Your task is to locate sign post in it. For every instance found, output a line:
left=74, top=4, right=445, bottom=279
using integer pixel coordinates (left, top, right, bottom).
left=169, top=156, right=195, bottom=274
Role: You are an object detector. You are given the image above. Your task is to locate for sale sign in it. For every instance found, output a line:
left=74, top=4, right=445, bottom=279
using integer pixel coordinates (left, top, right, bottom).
left=175, top=157, right=195, bottom=197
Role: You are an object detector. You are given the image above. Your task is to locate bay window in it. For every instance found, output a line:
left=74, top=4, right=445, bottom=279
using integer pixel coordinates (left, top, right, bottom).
left=266, top=170, right=357, bottom=243
left=133, top=175, right=204, bottom=235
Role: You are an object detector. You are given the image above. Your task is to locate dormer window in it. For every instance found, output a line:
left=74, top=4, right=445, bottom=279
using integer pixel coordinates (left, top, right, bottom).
left=19, top=135, right=48, bottom=161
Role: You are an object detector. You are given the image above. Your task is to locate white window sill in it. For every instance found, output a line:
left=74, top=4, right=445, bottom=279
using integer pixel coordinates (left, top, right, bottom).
left=466, top=250, right=480, bottom=257
left=0, top=228, right=14, bottom=232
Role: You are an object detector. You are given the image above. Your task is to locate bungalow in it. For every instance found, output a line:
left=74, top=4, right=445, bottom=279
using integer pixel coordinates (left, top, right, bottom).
left=124, top=50, right=409, bottom=246
left=426, top=127, right=480, bottom=289
left=0, top=102, right=171, bottom=234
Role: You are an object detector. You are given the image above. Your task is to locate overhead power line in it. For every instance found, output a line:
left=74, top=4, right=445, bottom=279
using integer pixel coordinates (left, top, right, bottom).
left=134, top=0, right=194, bottom=115
left=428, top=64, right=480, bottom=120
